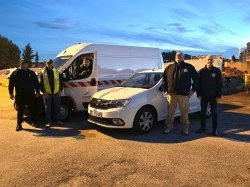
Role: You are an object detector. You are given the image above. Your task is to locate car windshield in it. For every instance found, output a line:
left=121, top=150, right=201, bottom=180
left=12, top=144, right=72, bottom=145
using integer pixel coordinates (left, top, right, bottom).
left=121, top=72, right=162, bottom=89
left=53, top=55, right=72, bottom=68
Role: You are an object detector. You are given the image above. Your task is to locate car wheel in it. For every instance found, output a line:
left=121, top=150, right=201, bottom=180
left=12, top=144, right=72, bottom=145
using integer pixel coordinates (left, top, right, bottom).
left=206, top=103, right=212, bottom=118
left=133, top=107, right=156, bottom=134
left=60, top=102, right=71, bottom=121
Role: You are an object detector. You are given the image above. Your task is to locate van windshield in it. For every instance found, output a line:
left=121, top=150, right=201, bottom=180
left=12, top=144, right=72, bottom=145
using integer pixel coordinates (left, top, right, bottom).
left=121, top=72, right=162, bottom=89
left=53, top=55, right=72, bottom=68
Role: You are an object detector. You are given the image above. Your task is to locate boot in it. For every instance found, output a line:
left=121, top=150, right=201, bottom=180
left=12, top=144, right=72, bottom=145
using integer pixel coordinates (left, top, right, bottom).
left=16, top=124, right=23, bottom=131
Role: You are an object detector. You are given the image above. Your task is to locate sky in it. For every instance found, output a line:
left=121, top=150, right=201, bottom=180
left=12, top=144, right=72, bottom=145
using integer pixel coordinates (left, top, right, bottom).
left=0, top=0, right=250, bottom=61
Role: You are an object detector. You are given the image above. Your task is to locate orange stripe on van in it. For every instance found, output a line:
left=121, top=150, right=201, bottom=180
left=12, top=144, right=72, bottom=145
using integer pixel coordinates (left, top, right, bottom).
left=63, top=80, right=124, bottom=88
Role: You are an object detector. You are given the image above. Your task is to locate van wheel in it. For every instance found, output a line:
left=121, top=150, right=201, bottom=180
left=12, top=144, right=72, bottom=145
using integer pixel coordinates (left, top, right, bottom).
left=60, top=102, right=71, bottom=121
left=133, top=107, right=156, bottom=134
left=206, top=103, right=212, bottom=118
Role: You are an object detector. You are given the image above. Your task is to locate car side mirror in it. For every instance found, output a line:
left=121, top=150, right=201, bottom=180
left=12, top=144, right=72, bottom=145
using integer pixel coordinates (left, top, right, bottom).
left=158, top=86, right=164, bottom=92
left=91, top=78, right=96, bottom=86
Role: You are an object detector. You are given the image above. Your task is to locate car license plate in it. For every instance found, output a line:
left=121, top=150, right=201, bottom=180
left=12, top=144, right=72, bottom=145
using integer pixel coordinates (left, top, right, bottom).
left=90, top=109, right=102, bottom=117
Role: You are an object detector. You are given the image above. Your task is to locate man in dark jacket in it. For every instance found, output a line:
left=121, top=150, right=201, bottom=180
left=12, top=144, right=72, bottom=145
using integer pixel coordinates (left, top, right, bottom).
left=196, top=55, right=222, bottom=136
left=78, top=57, right=93, bottom=79
left=40, top=59, right=64, bottom=127
left=8, top=59, right=40, bottom=131
left=162, top=51, right=198, bottom=135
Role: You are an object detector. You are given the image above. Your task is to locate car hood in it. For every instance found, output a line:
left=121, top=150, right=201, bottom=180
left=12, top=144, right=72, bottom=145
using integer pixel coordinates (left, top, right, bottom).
left=93, top=87, right=147, bottom=100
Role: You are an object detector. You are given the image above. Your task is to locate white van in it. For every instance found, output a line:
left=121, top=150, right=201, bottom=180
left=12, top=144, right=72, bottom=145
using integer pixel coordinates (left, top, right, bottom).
left=53, top=43, right=163, bottom=120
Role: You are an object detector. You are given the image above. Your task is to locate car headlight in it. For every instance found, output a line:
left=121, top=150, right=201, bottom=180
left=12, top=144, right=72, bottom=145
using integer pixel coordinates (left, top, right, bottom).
left=109, top=99, right=131, bottom=107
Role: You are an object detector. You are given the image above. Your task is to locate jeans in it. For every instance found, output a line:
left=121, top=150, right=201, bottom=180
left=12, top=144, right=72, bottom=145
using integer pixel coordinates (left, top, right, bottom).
left=44, top=93, right=61, bottom=124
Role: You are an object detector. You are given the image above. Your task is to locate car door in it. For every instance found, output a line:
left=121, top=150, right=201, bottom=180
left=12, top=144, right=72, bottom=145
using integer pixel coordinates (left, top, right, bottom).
left=189, top=92, right=200, bottom=113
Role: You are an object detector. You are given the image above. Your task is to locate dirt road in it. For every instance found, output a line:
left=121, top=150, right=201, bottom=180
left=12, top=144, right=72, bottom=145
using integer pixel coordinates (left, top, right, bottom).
left=0, top=84, right=249, bottom=186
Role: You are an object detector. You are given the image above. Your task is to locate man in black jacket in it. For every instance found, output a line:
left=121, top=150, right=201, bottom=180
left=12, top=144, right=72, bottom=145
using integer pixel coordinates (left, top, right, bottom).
left=8, top=60, right=40, bottom=131
left=196, top=55, right=222, bottom=136
left=78, top=57, right=93, bottom=79
left=162, top=52, right=198, bottom=135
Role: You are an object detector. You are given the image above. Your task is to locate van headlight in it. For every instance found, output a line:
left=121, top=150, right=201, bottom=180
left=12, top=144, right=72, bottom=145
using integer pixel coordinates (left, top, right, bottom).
left=109, top=99, right=131, bottom=107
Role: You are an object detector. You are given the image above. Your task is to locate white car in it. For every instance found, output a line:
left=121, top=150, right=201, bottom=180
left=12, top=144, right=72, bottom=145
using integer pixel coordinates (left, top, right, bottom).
left=88, top=69, right=211, bottom=133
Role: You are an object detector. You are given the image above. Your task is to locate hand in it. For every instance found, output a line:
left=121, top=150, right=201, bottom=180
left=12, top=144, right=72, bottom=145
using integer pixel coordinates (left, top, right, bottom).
left=35, top=92, right=40, bottom=98
left=10, top=94, right=14, bottom=100
left=57, top=91, right=62, bottom=96
left=44, top=92, right=49, bottom=98
left=189, top=90, right=194, bottom=98
left=199, top=96, right=202, bottom=100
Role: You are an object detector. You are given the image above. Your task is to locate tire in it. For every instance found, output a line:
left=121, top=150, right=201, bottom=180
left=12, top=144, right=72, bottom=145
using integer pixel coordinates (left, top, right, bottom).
left=133, top=107, right=156, bottom=134
left=206, top=103, right=212, bottom=118
left=60, top=101, right=71, bottom=121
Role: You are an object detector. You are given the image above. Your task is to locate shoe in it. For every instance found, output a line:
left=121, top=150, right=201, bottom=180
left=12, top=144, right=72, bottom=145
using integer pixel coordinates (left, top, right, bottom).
left=55, top=121, right=64, bottom=126
left=163, top=127, right=173, bottom=134
left=196, top=128, right=206, bottom=133
left=182, top=130, right=189, bottom=136
left=46, top=123, right=51, bottom=128
left=32, top=122, right=39, bottom=128
left=212, top=130, right=219, bottom=136
left=16, top=125, right=23, bottom=131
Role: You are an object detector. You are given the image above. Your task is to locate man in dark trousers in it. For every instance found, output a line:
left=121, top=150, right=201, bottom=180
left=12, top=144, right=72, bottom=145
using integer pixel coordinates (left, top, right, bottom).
left=40, top=59, right=64, bottom=127
left=8, top=59, right=40, bottom=131
left=196, top=55, right=222, bottom=136
left=163, top=51, right=198, bottom=135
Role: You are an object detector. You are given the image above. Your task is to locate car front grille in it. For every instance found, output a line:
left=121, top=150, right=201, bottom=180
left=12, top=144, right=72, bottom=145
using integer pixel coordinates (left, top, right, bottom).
left=88, top=115, right=113, bottom=126
left=88, top=115, right=125, bottom=126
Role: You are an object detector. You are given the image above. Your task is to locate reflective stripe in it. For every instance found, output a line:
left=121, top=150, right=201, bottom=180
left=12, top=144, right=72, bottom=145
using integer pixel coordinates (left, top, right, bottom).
left=63, top=80, right=124, bottom=88
left=42, top=68, right=60, bottom=94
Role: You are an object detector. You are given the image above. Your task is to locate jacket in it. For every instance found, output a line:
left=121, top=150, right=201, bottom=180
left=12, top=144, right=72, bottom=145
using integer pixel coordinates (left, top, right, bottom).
left=40, top=67, right=63, bottom=94
left=8, top=68, right=40, bottom=96
left=162, top=61, right=198, bottom=96
left=197, top=65, right=222, bottom=98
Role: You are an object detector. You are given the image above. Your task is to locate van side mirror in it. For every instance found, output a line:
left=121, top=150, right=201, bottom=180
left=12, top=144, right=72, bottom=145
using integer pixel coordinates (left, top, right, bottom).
left=62, top=72, right=68, bottom=81
left=62, top=72, right=67, bottom=79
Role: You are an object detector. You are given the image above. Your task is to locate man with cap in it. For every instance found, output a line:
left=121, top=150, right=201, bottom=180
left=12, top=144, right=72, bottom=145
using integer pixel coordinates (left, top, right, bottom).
left=40, top=59, right=64, bottom=127
left=9, top=59, right=40, bottom=131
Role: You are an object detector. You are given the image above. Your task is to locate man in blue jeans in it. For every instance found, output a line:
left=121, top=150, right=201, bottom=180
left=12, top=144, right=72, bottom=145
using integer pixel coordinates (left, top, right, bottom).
left=40, top=59, right=64, bottom=127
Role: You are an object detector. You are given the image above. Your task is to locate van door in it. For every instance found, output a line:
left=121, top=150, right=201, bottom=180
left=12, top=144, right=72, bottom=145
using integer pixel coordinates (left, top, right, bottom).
left=63, top=52, right=98, bottom=111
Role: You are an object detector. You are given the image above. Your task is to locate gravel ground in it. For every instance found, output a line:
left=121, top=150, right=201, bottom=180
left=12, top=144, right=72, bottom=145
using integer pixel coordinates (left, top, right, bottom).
left=0, top=86, right=249, bottom=187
